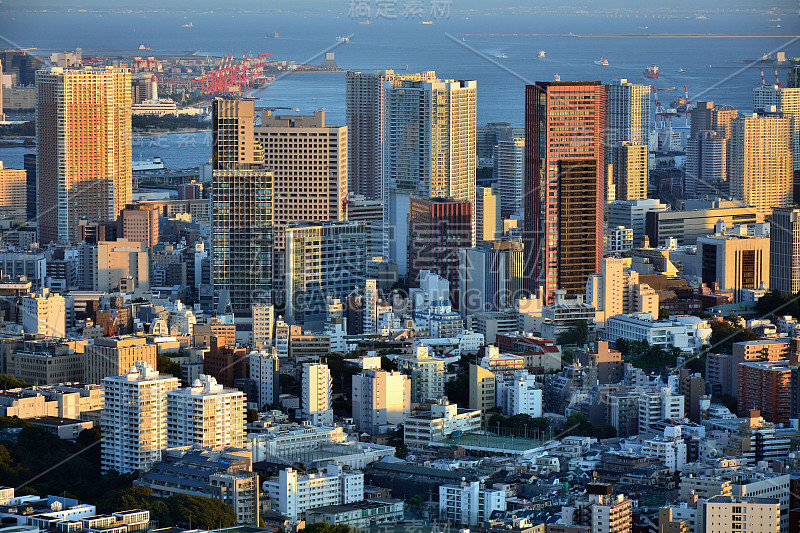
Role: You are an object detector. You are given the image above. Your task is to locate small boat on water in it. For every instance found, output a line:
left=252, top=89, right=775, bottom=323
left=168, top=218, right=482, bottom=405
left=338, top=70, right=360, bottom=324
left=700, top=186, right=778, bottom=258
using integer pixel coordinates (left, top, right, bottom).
left=336, top=36, right=350, bottom=43
left=678, top=68, right=685, bottom=73
left=594, top=57, right=609, bottom=66
left=538, top=50, right=546, bottom=59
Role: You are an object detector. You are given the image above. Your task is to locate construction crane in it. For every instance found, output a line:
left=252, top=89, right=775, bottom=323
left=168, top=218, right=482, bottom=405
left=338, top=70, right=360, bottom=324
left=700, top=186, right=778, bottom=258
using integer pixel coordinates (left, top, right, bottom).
left=342, top=190, right=354, bottom=219
left=200, top=51, right=275, bottom=95
left=773, top=66, right=786, bottom=88
left=653, top=86, right=680, bottom=131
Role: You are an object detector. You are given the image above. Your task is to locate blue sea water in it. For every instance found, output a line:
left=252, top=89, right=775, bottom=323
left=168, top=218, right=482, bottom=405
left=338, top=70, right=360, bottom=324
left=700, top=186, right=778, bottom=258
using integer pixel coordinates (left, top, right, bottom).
left=0, top=10, right=798, bottom=169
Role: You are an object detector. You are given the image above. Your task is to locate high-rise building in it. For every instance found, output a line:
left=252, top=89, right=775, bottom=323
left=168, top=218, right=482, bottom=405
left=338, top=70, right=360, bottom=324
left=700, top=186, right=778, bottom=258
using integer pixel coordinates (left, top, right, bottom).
left=101, top=361, right=179, bottom=474
left=407, top=197, right=472, bottom=292
left=285, top=221, right=366, bottom=327
left=22, top=288, right=66, bottom=338
left=351, top=369, right=411, bottom=434
left=345, top=69, right=438, bottom=199
left=249, top=349, right=279, bottom=409
left=0, top=59, right=4, bottom=121
left=753, top=85, right=800, bottom=170
left=586, top=257, right=659, bottom=325
left=383, top=78, right=477, bottom=252
left=84, top=335, right=158, bottom=385
left=737, top=360, right=795, bottom=425
left=686, top=130, right=728, bottom=198
left=729, top=113, right=792, bottom=215
left=251, top=304, right=275, bottom=347
left=703, top=495, right=780, bottom=533
left=96, top=239, right=149, bottom=293
left=118, top=204, right=159, bottom=247
left=458, top=241, right=524, bottom=315
left=302, top=362, right=333, bottom=426
left=612, top=141, right=648, bottom=201
left=211, top=98, right=274, bottom=315
left=606, top=79, right=651, bottom=149
left=493, top=138, right=524, bottom=214
left=607, top=198, right=668, bottom=248
left=697, top=230, right=770, bottom=302
left=645, top=200, right=763, bottom=247
left=36, top=66, right=132, bottom=244
left=0, top=162, right=26, bottom=217
left=468, top=364, right=496, bottom=412
left=524, top=81, right=606, bottom=299
left=476, top=187, right=500, bottom=244
left=770, top=207, right=800, bottom=295
left=166, top=374, right=245, bottom=450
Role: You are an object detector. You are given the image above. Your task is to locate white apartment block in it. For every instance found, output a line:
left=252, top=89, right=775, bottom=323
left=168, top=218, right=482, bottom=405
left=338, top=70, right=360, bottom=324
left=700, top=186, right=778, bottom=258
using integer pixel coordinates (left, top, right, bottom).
left=249, top=349, right=279, bottom=409
left=166, top=374, right=245, bottom=450
left=640, top=426, right=687, bottom=473
left=752, top=85, right=800, bottom=169
left=638, top=386, right=684, bottom=433
left=247, top=424, right=347, bottom=462
left=362, top=280, right=379, bottom=334
left=703, top=496, right=780, bottom=533
left=586, top=257, right=658, bottom=327
left=22, top=288, right=66, bottom=338
left=264, top=464, right=364, bottom=521
left=396, top=345, right=446, bottom=403
left=439, top=481, right=507, bottom=526
left=302, top=362, right=333, bottom=426
left=352, top=369, right=410, bottom=434
left=252, top=304, right=275, bottom=347
left=601, top=313, right=711, bottom=353
left=496, top=371, right=542, bottom=417
left=404, top=398, right=482, bottom=448
left=101, top=361, right=179, bottom=474
left=493, top=138, right=524, bottom=214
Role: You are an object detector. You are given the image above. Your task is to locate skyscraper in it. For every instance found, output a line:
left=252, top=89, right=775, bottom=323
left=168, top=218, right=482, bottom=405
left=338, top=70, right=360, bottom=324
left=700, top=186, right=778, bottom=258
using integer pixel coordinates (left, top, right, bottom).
left=612, top=142, right=648, bottom=201
left=606, top=79, right=651, bottom=148
left=493, top=137, right=524, bottom=214
left=753, top=85, right=800, bottom=170
left=383, top=78, right=477, bottom=257
left=285, top=221, right=366, bottom=327
left=686, top=130, right=727, bottom=198
left=0, top=162, right=27, bottom=217
left=729, top=113, right=792, bottom=215
left=36, top=66, right=132, bottom=244
left=211, top=98, right=274, bottom=315
left=407, top=197, right=472, bottom=292
left=476, top=186, right=500, bottom=244
left=770, top=207, right=800, bottom=296
left=345, top=69, right=437, bottom=199
left=524, top=81, right=606, bottom=299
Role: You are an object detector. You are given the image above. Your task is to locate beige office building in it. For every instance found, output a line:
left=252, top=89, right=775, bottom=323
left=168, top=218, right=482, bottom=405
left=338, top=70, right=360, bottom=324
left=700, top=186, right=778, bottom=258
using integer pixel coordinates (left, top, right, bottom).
left=118, top=204, right=159, bottom=247
left=468, top=364, right=496, bottom=413
left=84, top=335, right=158, bottom=384
left=253, top=108, right=347, bottom=252
left=703, top=496, right=780, bottom=533
left=729, top=113, right=792, bottom=215
left=613, top=142, right=648, bottom=201
left=0, top=162, right=26, bottom=216
left=476, top=186, right=500, bottom=244
left=36, top=66, right=132, bottom=244
left=96, top=239, right=149, bottom=293
left=697, top=232, right=770, bottom=302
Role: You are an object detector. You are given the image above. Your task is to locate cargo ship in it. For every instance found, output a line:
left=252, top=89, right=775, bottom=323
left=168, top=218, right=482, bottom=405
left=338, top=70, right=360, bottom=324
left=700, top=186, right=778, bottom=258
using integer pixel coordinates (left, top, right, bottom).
left=643, top=64, right=660, bottom=78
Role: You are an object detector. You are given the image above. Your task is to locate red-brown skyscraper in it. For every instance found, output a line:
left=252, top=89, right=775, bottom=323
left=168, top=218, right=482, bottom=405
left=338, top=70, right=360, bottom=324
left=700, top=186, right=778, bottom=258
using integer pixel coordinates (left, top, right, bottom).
left=524, top=81, right=606, bottom=299
left=407, top=197, right=472, bottom=293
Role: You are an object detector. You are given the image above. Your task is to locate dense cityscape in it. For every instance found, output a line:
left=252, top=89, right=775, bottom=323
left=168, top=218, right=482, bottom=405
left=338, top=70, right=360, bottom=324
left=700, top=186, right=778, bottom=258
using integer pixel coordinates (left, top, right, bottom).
left=0, top=2, right=798, bottom=533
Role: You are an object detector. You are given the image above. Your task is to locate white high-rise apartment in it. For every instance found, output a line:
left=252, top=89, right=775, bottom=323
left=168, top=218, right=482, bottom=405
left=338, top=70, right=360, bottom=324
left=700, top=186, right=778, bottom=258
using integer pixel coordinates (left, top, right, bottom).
left=345, top=69, right=438, bottom=199
left=770, top=207, right=800, bottom=295
left=383, top=77, right=477, bottom=256
left=166, top=374, right=245, bottom=450
left=686, top=130, right=727, bottom=199
left=264, top=464, right=364, bottom=522
left=352, top=369, right=411, bottom=434
left=101, top=361, right=179, bottom=474
left=586, top=256, right=659, bottom=326
left=252, top=304, right=275, bottom=347
left=606, top=78, right=651, bottom=175
left=0, top=162, right=27, bottom=217
left=496, top=371, right=542, bottom=417
left=493, top=138, right=524, bottom=214
left=36, top=66, right=132, bottom=244
left=22, top=288, right=65, bottom=338
left=362, top=279, right=379, bottom=334
left=249, top=349, right=279, bottom=409
left=753, top=85, right=800, bottom=170
left=729, top=113, right=792, bottom=215
left=302, top=362, right=333, bottom=426
left=396, top=345, right=445, bottom=403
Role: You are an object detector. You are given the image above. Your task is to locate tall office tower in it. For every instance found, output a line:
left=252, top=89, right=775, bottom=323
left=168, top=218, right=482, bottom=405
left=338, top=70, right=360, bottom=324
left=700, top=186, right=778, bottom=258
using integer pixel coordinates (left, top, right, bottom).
left=345, top=70, right=438, bottom=199
left=383, top=78, right=477, bottom=259
left=36, top=66, right=132, bottom=244
left=770, top=207, right=800, bottom=295
left=476, top=187, right=500, bottom=244
left=729, top=113, right=792, bottom=215
left=789, top=66, right=800, bottom=88
left=524, top=81, right=606, bottom=299
left=302, top=362, right=333, bottom=426
left=166, top=374, right=246, bottom=450
left=249, top=349, right=279, bottom=409
left=686, top=130, right=727, bottom=198
left=0, top=162, right=27, bottom=217
left=351, top=369, right=411, bottom=434
left=458, top=241, right=524, bottom=315
left=493, top=138, right=524, bottom=214
left=24, top=153, right=36, bottom=221
left=753, top=85, right=800, bottom=170
left=477, top=122, right=524, bottom=166
left=285, top=221, right=366, bottom=327
left=101, top=361, right=179, bottom=474
left=612, top=142, right=647, bottom=200
left=606, top=78, right=650, bottom=183
left=346, top=194, right=383, bottom=257
left=407, top=197, right=472, bottom=293
left=211, top=98, right=274, bottom=315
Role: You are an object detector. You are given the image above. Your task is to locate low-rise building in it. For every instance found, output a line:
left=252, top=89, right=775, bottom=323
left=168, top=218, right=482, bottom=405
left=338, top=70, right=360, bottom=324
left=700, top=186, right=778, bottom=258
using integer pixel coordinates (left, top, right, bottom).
left=404, top=398, right=482, bottom=448
left=439, top=481, right=506, bottom=526
left=601, top=313, right=711, bottom=353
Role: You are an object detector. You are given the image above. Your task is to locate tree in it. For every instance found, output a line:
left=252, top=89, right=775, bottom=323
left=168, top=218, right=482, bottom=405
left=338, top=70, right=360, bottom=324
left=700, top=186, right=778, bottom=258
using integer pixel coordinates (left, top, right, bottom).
left=593, top=423, right=618, bottom=439
left=156, top=355, right=184, bottom=380
left=0, top=374, right=26, bottom=390
left=445, top=371, right=469, bottom=407
left=564, top=413, right=593, bottom=437
left=168, top=494, right=237, bottom=529
left=557, top=321, right=589, bottom=346
left=246, top=409, right=259, bottom=423
left=304, top=524, right=356, bottom=533
left=380, top=356, right=398, bottom=371
left=709, top=320, right=760, bottom=355
left=408, top=495, right=423, bottom=518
